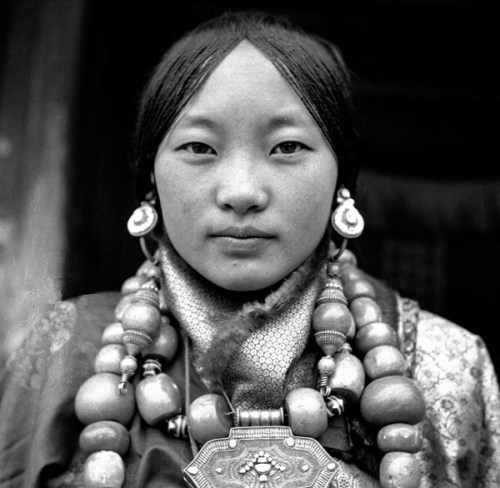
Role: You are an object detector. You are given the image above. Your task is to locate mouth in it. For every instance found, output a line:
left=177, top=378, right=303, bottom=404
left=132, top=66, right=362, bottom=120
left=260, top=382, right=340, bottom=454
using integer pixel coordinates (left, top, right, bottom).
left=210, top=225, right=275, bottom=240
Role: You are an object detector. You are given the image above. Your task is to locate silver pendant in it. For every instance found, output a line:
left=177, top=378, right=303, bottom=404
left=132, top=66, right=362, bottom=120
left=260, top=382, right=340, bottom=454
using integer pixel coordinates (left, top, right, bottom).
left=184, top=426, right=340, bottom=488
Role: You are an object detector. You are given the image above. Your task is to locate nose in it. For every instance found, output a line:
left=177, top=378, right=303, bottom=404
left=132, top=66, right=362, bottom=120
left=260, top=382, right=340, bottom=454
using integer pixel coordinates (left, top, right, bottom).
left=215, top=158, right=270, bottom=215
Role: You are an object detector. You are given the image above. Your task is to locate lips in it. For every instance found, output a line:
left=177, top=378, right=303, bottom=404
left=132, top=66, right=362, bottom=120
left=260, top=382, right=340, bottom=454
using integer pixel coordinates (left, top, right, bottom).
left=210, top=225, right=274, bottom=239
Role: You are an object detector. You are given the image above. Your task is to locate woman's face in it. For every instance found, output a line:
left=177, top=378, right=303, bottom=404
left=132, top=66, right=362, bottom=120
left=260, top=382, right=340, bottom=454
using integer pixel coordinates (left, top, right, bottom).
left=154, top=41, right=338, bottom=292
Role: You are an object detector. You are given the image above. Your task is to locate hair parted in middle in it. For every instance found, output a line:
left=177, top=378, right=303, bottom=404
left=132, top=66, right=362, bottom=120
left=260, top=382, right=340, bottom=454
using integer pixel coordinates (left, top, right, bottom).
left=132, top=10, right=359, bottom=204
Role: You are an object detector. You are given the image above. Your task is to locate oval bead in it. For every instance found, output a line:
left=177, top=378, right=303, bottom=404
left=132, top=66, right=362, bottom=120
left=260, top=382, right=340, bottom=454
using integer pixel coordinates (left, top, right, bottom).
left=79, top=421, right=130, bottom=455
left=284, top=388, right=328, bottom=438
left=349, top=296, right=383, bottom=329
left=114, top=295, right=135, bottom=322
left=379, top=452, right=422, bottom=488
left=337, top=249, right=357, bottom=266
left=312, top=302, right=352, bottom=335
left=328, top=351, right=365, bottom=403
left=377, top=423, right=423, bottom=453
left=187, top=394, right=232, bottom=445
left=340, top=265, right=363, bottom=282
left=136, top=373, right=182, bottom=425
left=120, top=275, right=148, bottom=295
left=101, top=322, right=124, bottom=345
left=83, top=450, right=126, bottom=488
left=121, top=302, right=161, bottom=337
left=363, top=345, right=405, bottom=379
left=360, top=376, right=425, bottom=426
left=355, top=322, right=397, bottom=355
left=343, top=279, right=376, bottom=302
left=142, top=317, right=178, bottom=363
left=94, top=344, right=126, bottom=374
left=75, top=373, right=136, bottom=425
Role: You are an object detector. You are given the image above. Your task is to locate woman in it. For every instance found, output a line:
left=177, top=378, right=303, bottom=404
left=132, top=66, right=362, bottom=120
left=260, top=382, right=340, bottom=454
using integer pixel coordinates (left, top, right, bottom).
left=0, top=11, right=499, bottom=488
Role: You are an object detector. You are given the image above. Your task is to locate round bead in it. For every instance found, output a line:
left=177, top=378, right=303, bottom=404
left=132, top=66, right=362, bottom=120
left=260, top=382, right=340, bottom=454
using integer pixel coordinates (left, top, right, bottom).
left=379, top=452, right=422, bottom=488
left=355, top=322, right=397, bottom=355
left=101, top=322, right=124, bottom=345
left=363, top=345, right=405, bottom=379
left=143, top=317, right=178, bottom=363
left=337, top=249, right=357, bottom=266
left=79, top=421, right=130, bottom=455
left=312, top=302, right=353, bottom=335
left=82, top=450, right=125, bottom=488
left=360, top=376, right=425, bottom=426
left=339, top=264, right=363, bottom=282
left=121, top=302, right=161, bottom=337
left=343, top=279, right=376, bottom=302
left=328, top=351, right=365, bottom=403
left=119, top=355, right=138, bottom=375
left=114, top=295, right=135, bottom=322
left=317, top=356, right=336, bottom=375
left=284, top=388, right=328, bottom=438
left=75, top=373, right=136, bottom=425
left=94, top=345, right=126, bottom=374
left=349, top=297, right=383, bottom=329
left=120, top=275, right=148, bottom=295
left=377, top=423, right=423, bottom=453
left=187, top=394, right=232, bottom=445
left=136, top=373, right=182, bottom=425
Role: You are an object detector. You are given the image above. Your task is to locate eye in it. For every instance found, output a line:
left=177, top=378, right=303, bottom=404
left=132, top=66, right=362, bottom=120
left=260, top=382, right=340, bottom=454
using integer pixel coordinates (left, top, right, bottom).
left=181, top=142, right=217, bottom=155
left=271, top=141, right=308, bottom=155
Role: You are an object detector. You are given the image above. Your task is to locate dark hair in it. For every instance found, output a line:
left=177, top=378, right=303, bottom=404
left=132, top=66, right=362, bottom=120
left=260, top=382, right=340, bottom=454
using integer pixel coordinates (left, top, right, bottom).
left=132, top=11, right=358, bottom=202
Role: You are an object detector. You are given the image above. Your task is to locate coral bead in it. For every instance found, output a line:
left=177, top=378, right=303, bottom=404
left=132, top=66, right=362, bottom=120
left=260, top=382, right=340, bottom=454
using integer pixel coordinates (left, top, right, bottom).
left=94, top=345, right=126, bottom=374
left=187, top=394, right=232, bottom=445
left=142, top=317, right=178, bottom=363
left=379, top=452, right=422, bottom=488
left=355, top=322, right=397, bottom=355
left=121, top=302, right=161, bottom=337
left=120, top=275, right=148, bottom=295
left=75, top=373, right=136, bottom=425
left=79, top=421, right=130, bottom=455
left=328, top=351, right=365, bottom=403
left=349, top=297, right=383, bottom=329
left=83, top=450, right=125, bottom=488
left=312, top=302, right=352, bottom=335
left=343, top=279, right=376, bottom=302
left=363, top=345, right=405, bottom=379
left=101, top=323, right=124, bottom=345
left=136, top=373, right=182, bottom=425
left=377, top=423, right=423, bottom=453
left=284, top=388, right=328, bottom=438
left=360, top=376, right=425, bottom=426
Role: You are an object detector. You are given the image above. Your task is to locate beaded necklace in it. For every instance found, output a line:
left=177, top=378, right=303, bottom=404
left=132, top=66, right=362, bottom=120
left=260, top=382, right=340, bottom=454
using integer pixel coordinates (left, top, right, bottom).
left=74, top=249, right=425, bottom=488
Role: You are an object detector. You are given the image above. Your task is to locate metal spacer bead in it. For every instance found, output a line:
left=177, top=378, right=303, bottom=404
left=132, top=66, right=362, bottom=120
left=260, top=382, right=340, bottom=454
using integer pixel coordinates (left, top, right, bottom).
left=235, top=408, right=285, bottom=427
left=315, top=330, right=346, bottom=350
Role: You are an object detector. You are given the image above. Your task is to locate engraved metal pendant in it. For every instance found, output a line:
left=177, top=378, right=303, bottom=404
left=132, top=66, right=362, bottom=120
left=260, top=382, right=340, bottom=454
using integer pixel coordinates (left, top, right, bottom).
left=331, top=188, right=364, bottom=239
left=127, top=202, right=158, bottom=237
left=184, top=426, right=340, bottom=488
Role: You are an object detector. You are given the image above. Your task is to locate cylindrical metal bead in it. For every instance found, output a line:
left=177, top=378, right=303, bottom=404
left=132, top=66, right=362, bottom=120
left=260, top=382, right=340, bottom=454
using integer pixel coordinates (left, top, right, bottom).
left=167, top=414, right=188, bottom=438
left=349, top=297, right=383, bottom=329
left=363, top=345, right=405, bottom=379
left=360, top=376, right=426, bottom=426
left=79, top=421, right=130, bottom=455
left=101, top=323, right=124, bottom=345
left=187, top=394, right=232, bottom=445
left=377, top=423, right=423, bottom=453
left=120, top=275, right=148, bottom=295
left=312, top=302, right=353, bottom=335
left=284, top=388, right=328, bottom=438
left=75, top=373, right=136, bottom=425
left=135, top=373, right=182, bottom=425
left=343, top=279, right=376, bottom=302
left=82, top=450, right=125, bottom=488
left=355, top=322, right=397, bottom=355
left=94, top=345, right=126, bottom=374
left=237, top=408, right=284, bottom=427
left=379, top=452, right=422, bottom=488
left=328, top=351, right=365, bottom=403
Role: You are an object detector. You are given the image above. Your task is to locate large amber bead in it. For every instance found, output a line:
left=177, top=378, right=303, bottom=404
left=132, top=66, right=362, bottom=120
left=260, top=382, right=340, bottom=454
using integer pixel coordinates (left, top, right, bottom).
left=120, top=275, right=148, bottom=295
left=284, top=388, right=328, bottom=438
left=379, top=452, right=421, bottom=488
left=136, top=373, right=182, bottom=425
left=349, top=297, right=382, bottom=329
left=355, top=322, right=397, bottom=355
left=312, top=302, right=352, bottom=335
left=94, top=345, right=126, bottom=374
left=363, top=345, right=405, bottom=379
left=343, top=279, right=376, bottom=302
left=101, top=323, right=124, bottom=345
left=79, top=421, right=130, bottom=455
left=75, top=373, right=136, bottom=425
left=360, top=376, right=425, bottom=426
left=82, top=450, right=125, bottom=488
left=187, top=394, right=232, bottom=445
left=377, top=423, right=423, bottom=453
left=328, top=352, right=365, bottom=403
left=142, top=317, right=178, bottom=363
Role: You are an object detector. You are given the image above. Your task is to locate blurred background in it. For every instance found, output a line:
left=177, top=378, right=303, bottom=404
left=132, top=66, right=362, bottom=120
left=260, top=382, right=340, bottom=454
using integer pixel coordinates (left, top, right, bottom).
left=1, top=0, right=499, bottom=373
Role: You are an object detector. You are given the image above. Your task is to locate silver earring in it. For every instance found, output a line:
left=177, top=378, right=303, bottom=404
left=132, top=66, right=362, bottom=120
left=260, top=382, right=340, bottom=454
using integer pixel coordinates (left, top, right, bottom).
left=127, top=197, right=158, bottom=237
left=331, top=186, right=364, bottom=239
